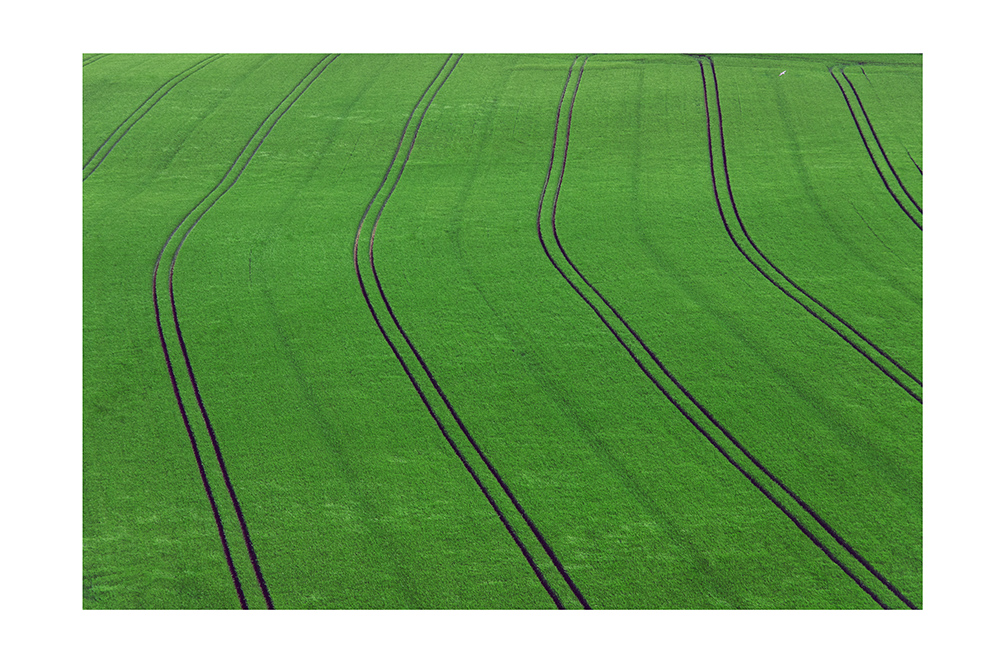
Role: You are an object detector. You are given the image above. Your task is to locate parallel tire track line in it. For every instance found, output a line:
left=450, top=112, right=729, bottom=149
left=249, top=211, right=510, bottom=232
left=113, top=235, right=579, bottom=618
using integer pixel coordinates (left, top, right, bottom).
left=701, top=57, right=921, bottom=403
left=83, top=54, right=110, bottom=67
left=151, top=278, right=249, bottom=609
left=829, top=68, right=922, bottom=230
left=840, top=68, right=922, bottom=213
left=538, top=54, right=914, bottom=609
left=907, top=149, right=923, bottom=175
left=84, top=54, right=225, bottom=181
left=153, top=54, right=338, bottom=609
left=353, top=54, right=589, bottom=610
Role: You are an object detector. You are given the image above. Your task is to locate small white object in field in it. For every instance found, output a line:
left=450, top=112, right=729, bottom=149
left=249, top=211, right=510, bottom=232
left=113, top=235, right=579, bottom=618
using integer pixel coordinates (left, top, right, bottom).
left=779, top=70, right=786, bottom=76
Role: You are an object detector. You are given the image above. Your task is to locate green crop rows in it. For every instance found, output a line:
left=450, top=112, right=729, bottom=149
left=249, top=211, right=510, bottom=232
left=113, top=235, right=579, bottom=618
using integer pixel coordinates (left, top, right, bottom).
left=83, top=53, right=922, bottom=609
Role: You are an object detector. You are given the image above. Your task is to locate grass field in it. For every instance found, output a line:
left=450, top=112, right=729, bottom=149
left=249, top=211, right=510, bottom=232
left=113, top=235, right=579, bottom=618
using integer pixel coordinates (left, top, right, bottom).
left=83, top=52, right=922, bottom=609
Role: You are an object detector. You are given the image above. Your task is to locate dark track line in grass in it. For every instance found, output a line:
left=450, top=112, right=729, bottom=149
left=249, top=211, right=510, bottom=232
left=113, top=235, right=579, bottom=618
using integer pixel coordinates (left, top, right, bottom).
left=841, top=68, right=922, bottom=213
left=708, top=59, right=922, bottom=388
left=907, top=149, right=923, bottom=175
left=352, top=54, right=570, bottom=610
left=154, top=54, right=338, bottom=609
left=697, top=57, right=916, bottom=609
left=152, top=256, right=248, bottom=610
left=170, top=54, right=338, bottom=610
left=829, top=68, right=922, bottom=231
left=538, top=55, right=892, bottom=610
left=850, top=201, right=895, bottom=255
left=857, top=65, right=884, bottom=104
left=83, top=54, right=110, bottom=67
left=711, top=60, right=922, bottom=390
left=701, top=58, right=921, bottom=403
left=83, top=54, right=225, bottom=181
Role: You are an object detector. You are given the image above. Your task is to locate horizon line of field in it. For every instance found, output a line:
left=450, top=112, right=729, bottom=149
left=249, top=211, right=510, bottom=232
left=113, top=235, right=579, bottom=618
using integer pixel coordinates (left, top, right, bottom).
left=353, top=53, right=592, bottom=610
left=534, top=53, right=915, bottom=609
left=829, top=66, right=923, bottom=229
left=698, top=55, right=922, bottom=403
left=150, top=53, right=340, bottom=609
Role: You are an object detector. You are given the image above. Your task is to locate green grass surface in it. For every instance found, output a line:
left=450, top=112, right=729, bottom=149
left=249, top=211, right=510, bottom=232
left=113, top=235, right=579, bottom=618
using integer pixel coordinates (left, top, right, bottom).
left=83, top=53, right=921, bottom=609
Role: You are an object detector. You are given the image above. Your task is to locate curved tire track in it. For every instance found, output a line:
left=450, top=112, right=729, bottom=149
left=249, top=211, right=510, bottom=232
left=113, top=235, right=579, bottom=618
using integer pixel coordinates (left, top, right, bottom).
left=84, top=54, right=225, bottom=181
left=830, top=68, right=922, bottom=230
left=353, top=54, right=590, bottom=610
left=83, top=54, right=110, bottom=67
left=840, top=68, right=922, bottom=213
left=153, top=54, right=338, bottom=609
left=702, top=57, right=921, bottom=403
left=699, top=56, right=917, bottom=609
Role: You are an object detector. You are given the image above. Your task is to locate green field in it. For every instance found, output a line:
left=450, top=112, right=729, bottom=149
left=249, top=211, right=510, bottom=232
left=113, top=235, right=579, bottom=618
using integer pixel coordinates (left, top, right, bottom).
left=83, top=53, right=922, bottom=609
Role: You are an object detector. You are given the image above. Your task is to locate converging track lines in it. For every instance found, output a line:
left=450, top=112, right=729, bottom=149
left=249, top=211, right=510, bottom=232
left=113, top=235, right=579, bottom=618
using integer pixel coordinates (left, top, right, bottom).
left=537, top=54, right=917, bottom=609
left=830, top=67, right=922, bottom=230
left=699, top=56, right=922, bottom=403
left=352, top=54, right=590, bottom=610
left=152, top=54, right=338, bottom=609
left=84, top=54, right=225, bottom=181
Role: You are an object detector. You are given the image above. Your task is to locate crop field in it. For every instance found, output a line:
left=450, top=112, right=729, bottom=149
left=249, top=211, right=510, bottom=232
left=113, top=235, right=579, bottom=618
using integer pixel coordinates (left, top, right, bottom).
left=83, top=53, right=922, bottom=610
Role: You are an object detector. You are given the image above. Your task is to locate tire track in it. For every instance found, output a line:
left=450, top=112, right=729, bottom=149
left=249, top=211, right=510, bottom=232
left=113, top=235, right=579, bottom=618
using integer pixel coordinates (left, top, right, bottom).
left=830, top=68, right=922, bottom=230
left=353, top=54, right=590, bottom=610
left=84, top=54, right=225, bottom=181
left=840, top=68, right=922, bottom=213
left=153, top=54, right=338, bottom=609
left=151, top=272, right=248, bottom=609
left=851, top=201, right=895, bottom=255
left=701, top=56, right=921, bottom=403
left=83, top=54, right=110, bottom=67
left=858, top=66, right=881, bottom=101
left=537, top=54, right=916, bottom=609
